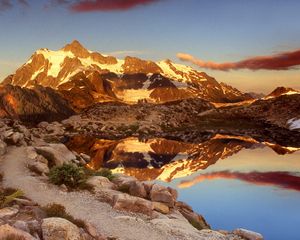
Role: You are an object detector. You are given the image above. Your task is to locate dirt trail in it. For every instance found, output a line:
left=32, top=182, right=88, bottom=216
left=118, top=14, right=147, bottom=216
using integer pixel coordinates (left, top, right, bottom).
left=0, top=147, right=174, bottom=240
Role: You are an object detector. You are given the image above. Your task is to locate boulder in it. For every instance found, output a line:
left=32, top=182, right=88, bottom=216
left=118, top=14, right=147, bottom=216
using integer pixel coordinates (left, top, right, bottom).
left=45, top=123, right=64, bottom=135
left=4, top=132, right=24, bottom=145
left=178, top=208, right=210, bottom=230
left=142, top=181, right=154, bottom=194
left=37, top=121, right=49, bottom=128
left=0, top=224, right=36, bottom=240
left=150, top=184, right=175, bottom=207
left=0, top=140, right=7, bottom=156
left=0, top=207, right=19, bottom=219
left=80, top=153, right=91, bottom=163
left=16, top=125, right=31, bottom=138
left=175, top=201, right=193, bottom=212
left=128, top=181, right=147, bottom=198
left=233, top=228, right=264, bottom=240
left=151, top=219, right=227, bottom=240
left=42, top=217, right=82, bottom=240
left=28, top=154, right=49, bottom=174
left=153, top=202, right=170, bottom=214
left=113, top=193, right=154, bottom=216
left=87, top=176, right=116, bottom=190
left=112, top=175, right=137, bottom=187
left=13, top=220, right=30, bottom=233
left=35, top=144, right=76, bottom=166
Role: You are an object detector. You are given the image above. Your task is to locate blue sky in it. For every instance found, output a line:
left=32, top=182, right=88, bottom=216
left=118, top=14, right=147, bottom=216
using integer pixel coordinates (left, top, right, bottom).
left=0, top=0, right=300, bottom=93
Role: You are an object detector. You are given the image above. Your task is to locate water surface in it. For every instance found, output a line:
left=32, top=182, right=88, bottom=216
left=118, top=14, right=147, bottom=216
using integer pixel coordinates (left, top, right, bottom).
left=68, top=135, right=300, bottom=240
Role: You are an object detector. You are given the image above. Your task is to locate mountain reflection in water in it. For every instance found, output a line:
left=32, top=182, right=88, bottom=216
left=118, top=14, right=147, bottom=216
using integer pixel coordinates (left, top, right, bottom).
left=66, top=134, right=300, bottom=182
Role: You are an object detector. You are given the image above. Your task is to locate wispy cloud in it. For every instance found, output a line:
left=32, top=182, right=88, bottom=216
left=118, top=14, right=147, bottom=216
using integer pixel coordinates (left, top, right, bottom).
left=106, top=50, right=146, bottom=57
left=70, top=0, right=161, bottom=12
left=0, top=0, right=28, bottom=11
left=0, top=0, right=12, bottom=11
left=178, top=171, right=300, bottom=192
left=177, top=49, right=300, bottom=71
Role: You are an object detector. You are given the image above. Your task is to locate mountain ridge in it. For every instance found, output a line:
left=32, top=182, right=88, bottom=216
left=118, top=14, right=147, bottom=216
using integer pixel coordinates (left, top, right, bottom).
left=3, top=40, right=252, bottom=108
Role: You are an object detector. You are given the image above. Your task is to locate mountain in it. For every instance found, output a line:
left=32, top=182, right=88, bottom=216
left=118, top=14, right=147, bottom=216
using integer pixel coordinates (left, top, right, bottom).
left=0, top=84, right=74, bottom=123
left=3, top=40, right=252, bottom=109
left=264, top=86, right=299, bottom=100
left=213, top=87, right=300, bottom=132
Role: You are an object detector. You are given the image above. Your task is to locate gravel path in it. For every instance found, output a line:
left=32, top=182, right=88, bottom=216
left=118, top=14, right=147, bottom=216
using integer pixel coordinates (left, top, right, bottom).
left=0, top=147, right=174, bottom=240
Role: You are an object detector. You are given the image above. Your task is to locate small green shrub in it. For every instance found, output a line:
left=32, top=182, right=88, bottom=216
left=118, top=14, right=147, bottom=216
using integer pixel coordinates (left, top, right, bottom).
left=94, top=168, right=115, bottom=181
left=0, top=189, right=24, bottom=207
left=43, top=203, right=86, bottom=228
left=48, top=163, right=86, bottom=188
left=43, top=203, right=66, bottom=218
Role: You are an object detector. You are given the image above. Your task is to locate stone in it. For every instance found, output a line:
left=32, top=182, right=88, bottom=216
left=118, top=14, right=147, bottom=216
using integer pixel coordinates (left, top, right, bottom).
left=87, top=176, right=116, bottom=190
left=179, top=208, right=210, bottom=230
left=175, top=201, right=193, bottom=212
left=233, top=228, right=264, bottom=240
left=112, top=175, right=137, bottom=187
left=0, top=224, right=36, bottom=240
left=37, top=121, right=49, bottom=128
left=0, top=207, right=19, bottom=219
left=42, top=217, right=82, bottom=240
left=27, top=220, right=41, bottom=234
left=17, top=125, right=31, bottom=138
left=150, top=184, right=174, bottom=207
left=13, top=220, right=30, bottom=233
left=142, top=181, right=154, bottom=194
left=35, top=144, right=76, bottom=166
left=113, top=193, right=154, bottom=216
left=3, top=129, right=14, bottom=138
left=153, top=202, right=170, bottom=214
left=11, top=132, right=24, bottom=144
left=28, top=155, right=49, bottom=175
left=128, top=181, right=147, bottom=198
left=151, top=218, right=227, bottom=240
left=80, top=153, right=91, bottom=163
left=85, top=223, right=98, bottom=237
left=0, top=140, right=7, bottom=156
left=167, top=187, right=178, bottom=200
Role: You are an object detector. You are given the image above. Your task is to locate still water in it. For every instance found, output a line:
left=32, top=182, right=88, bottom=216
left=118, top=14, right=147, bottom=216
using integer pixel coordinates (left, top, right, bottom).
left=68, top=135, right=300, bottom=240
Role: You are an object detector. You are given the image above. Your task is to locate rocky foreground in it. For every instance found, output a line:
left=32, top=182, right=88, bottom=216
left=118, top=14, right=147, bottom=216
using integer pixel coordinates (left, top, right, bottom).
left=0, top=119, right=264, bottom=240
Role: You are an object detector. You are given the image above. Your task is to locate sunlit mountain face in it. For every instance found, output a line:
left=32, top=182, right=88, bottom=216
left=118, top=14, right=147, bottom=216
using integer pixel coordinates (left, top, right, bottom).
left=3, top=41, right=252, bottom=110
left=67, top=134, right=300, bottom=182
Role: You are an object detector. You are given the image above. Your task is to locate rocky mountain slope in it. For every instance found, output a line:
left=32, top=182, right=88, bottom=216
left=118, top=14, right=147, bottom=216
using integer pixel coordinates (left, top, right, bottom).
left=0, top=84, right=74, bottom=123
left=3, top=40, right=252, bottom=109
left=214, top=87, right=300, bottom=131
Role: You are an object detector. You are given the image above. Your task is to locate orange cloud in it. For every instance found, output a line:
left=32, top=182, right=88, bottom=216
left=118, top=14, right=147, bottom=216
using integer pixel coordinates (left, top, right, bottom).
left=179, top=171, right=300, bottom=192
left=70, top=0, right=161, bottom=12
left=177, top=49, right=300, bottom=71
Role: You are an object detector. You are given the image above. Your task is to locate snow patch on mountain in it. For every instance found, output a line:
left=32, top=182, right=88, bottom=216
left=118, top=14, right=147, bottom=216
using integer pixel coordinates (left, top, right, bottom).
left=79, top=57, right=124, bottom=74
left=117, top=89, right=152, bottom=103
left=157, top=61, right=184, bottom=80
left=287, top=118, right=300, bottom=130
left=36, top=49, right=75, bottom=77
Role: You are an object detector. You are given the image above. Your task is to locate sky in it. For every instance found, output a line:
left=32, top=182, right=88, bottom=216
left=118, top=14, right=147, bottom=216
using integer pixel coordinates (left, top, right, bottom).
left=0, top=0, right=300, bottom=93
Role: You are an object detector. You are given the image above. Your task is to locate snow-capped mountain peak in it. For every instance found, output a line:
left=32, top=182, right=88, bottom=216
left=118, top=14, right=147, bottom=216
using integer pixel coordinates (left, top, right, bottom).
left=3, top=40, right=251, bottom=107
